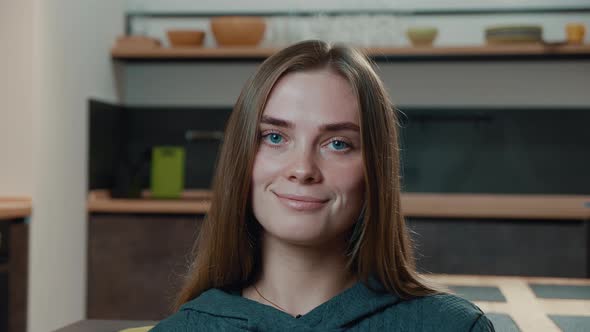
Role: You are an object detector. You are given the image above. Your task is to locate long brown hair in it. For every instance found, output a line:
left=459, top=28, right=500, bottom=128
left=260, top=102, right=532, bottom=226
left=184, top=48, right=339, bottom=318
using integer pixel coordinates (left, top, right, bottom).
left=174, top=40, right=439, bottom=310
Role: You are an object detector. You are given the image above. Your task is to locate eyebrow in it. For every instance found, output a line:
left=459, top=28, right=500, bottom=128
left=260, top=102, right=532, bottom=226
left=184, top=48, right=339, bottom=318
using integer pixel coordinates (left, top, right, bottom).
left=260, top=116, right=360, bottom=132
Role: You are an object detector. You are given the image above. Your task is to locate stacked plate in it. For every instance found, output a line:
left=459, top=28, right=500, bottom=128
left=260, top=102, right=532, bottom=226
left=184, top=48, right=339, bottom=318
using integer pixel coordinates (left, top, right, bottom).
left=485, top=25, right=543, bottom=44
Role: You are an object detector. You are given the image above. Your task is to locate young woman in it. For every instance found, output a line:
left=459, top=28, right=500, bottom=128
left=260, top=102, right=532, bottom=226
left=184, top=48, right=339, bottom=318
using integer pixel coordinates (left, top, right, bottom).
left=151, top=40, right=494, bottom=331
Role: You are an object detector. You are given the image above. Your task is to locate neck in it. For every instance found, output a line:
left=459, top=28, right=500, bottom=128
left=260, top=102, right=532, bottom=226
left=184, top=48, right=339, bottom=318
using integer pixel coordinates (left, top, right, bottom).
left=243, top=233, right=357, bottom=317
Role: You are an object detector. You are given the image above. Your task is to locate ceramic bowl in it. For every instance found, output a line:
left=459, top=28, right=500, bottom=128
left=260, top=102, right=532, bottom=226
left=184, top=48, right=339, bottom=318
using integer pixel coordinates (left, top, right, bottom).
left=406, top=27, right=438, bottom=46
left=210, top=16, right=266, bottom=46
left=166, top=30, right=205, bottom=47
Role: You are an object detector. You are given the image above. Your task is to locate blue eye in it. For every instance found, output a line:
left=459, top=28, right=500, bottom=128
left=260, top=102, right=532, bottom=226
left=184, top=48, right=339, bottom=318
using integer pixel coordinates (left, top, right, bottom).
left=330, top=140, right=349, bottom=151
left=265, top=133, right=283, bottom=145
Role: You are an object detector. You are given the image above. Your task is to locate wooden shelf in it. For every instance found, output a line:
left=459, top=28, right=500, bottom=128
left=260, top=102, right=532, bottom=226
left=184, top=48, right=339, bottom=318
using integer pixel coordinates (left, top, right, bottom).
left=0, top=198, right=32, bottom=220
left=401, top=193, right=590, bottom=220
left=111, top=43, right=590, bottom=60
left=88, top=190, right=590, bottom=219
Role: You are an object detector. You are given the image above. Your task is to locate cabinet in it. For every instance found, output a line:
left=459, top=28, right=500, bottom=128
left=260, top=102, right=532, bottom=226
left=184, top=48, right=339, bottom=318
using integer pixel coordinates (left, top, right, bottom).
left=408, top=217, right=589, bottom=277
left=0, top=219, right=28, bottom=332
left=87, top=213, right=202, bottom=320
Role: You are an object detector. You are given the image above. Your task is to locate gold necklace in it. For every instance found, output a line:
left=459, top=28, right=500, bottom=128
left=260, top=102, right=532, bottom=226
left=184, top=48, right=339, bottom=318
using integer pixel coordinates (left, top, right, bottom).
left=253, top=285, right=301, bottom=318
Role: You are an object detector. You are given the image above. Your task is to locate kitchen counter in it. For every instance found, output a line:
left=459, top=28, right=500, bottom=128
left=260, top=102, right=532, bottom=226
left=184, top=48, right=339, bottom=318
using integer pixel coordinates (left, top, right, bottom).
left=401, top=193, right=590, bottom=220
left=87, top=190, right=590, bottom=220
left=87, top=190, right=210, bottom=214
left=0, top=198, right=32, bottom=220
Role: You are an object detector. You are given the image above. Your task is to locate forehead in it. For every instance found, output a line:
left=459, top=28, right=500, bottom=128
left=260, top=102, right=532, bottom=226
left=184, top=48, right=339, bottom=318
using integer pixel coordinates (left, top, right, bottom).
left=262, top=68, right=360, bottom=125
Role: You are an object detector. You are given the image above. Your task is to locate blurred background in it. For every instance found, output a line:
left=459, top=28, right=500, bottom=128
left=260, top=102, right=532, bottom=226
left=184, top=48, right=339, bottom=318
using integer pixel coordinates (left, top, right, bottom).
left=1, top=1, right=589, bottom=331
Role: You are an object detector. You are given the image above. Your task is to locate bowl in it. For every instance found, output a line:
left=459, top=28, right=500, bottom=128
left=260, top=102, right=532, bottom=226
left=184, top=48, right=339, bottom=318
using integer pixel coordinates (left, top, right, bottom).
left=166, top=30, right=205, bottom=47
left=406, top=27, right=438, bottom=46
left=115, top=35, right=161, bottom=49
left=210, top=16, right=266, bottom=46
left=485, top=25, right=543, bottom=44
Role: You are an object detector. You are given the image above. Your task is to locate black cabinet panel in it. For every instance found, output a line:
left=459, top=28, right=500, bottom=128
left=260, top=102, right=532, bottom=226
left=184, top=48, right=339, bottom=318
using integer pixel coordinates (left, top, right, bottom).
left=0, top=272, right=7, bottom=332
left=0, top=221, right=28, bottom=332
left=0, top=221, right=9, bottom=263
left=88, top=214, right=202, bottom=320
left=89, top=100, right=231, bottom=193
left=408, top=218, right=588, bottom=277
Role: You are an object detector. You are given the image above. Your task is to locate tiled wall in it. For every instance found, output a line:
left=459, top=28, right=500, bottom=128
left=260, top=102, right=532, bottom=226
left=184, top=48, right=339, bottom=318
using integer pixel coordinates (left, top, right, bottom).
left=89, top=101, right=231, bottom=191
left=129, top=13, right=590, bottom=48
left=124, top=0, right=590, bottom=48
left=400, top=108, right=590, bottom=194
left=126, top=0, right=590, bottom=13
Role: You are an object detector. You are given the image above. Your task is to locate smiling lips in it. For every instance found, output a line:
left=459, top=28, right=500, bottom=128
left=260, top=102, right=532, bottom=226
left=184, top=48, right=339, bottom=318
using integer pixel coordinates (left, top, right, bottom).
left=274, top=192, right=329, bottom=211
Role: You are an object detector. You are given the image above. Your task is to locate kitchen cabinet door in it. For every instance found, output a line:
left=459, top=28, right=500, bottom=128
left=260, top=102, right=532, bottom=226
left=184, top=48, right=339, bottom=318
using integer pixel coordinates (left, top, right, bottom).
left=87, top=214, right=202, bottom=320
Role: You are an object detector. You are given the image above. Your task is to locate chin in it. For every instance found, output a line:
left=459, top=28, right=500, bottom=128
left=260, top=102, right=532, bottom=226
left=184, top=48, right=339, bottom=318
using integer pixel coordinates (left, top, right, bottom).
left=261, top=214, right=349, bottom=248
left=272, top=232, right=333, bottom=247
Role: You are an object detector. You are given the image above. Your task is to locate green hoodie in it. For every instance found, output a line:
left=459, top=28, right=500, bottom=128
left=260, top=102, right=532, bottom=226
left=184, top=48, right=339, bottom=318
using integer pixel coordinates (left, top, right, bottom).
left=151, top=280, right=494, bottom=331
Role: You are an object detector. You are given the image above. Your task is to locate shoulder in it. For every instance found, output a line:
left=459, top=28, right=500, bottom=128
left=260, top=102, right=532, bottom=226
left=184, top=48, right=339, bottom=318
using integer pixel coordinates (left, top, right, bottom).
left=385, top=293, right=495, bottom=331
left=149, top=309, right=201, bottom=332
left=418, top=293, right=484, bottom=321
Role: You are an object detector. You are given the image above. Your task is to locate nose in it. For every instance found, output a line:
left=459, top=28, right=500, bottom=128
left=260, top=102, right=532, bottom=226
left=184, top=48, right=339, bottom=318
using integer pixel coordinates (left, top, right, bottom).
left=285, top=146, right=323, bottom=184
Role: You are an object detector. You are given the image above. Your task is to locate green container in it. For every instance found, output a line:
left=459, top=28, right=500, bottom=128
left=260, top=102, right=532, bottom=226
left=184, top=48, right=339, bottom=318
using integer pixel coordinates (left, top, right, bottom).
left=150, top=146, right=185, bottom=199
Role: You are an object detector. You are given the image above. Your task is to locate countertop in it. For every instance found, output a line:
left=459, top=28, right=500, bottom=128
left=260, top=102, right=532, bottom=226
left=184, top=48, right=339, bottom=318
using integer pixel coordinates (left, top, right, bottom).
left=88, top=190, right=210, bottom=215
left=88, top=190, right=590, bottom=220
left=0, top=197, right=32, bottom=220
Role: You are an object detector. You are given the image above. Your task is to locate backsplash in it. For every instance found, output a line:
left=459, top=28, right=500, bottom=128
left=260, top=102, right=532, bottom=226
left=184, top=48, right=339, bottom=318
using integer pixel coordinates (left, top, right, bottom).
left=127, top=10, right=590, bottom=47
left=399, top=107, right=590, bottom=194
left=89, top=100, right=231, bottom=192
left=89, top=100, right=590, bottom=194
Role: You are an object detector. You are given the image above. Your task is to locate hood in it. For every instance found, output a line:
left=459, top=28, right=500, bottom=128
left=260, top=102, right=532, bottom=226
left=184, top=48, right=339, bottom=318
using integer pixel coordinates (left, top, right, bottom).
left=180, top=279, right=402, bottom=331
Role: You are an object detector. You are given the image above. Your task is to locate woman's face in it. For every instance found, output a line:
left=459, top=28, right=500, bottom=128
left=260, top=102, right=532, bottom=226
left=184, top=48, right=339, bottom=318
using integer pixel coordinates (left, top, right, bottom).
left=251, top=68, right=365, bottom=247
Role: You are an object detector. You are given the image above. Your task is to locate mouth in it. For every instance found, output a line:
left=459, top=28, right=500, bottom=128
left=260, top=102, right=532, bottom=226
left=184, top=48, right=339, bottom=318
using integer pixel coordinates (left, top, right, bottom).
left=273, top=192, right=329, bottom=211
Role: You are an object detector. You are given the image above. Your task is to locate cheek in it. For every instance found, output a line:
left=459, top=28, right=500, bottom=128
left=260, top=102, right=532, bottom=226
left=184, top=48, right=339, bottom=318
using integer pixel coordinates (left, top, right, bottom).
left=251, top=153, right=263, bottom=185
left=251, top=152, right=271, bottom=223
left=323, top=160, right=365, bottom=235
left=326, top=159, right=365, bottom=198
left=251, top=150, right=281, bottom=187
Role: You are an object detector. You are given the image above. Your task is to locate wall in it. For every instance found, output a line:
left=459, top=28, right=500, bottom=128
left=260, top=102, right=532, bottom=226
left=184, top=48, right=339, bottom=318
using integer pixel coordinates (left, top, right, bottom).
left=28, top=1, right=124, bottom=331
left=122, top=61, right=590, bottom=107
left=128, top=9, right=590, bottom=48
left=125, top=0, right=590, bottom=48
left=126, top=0, right=590, bottom=13
left=0, top=0, right=34, bottom=196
